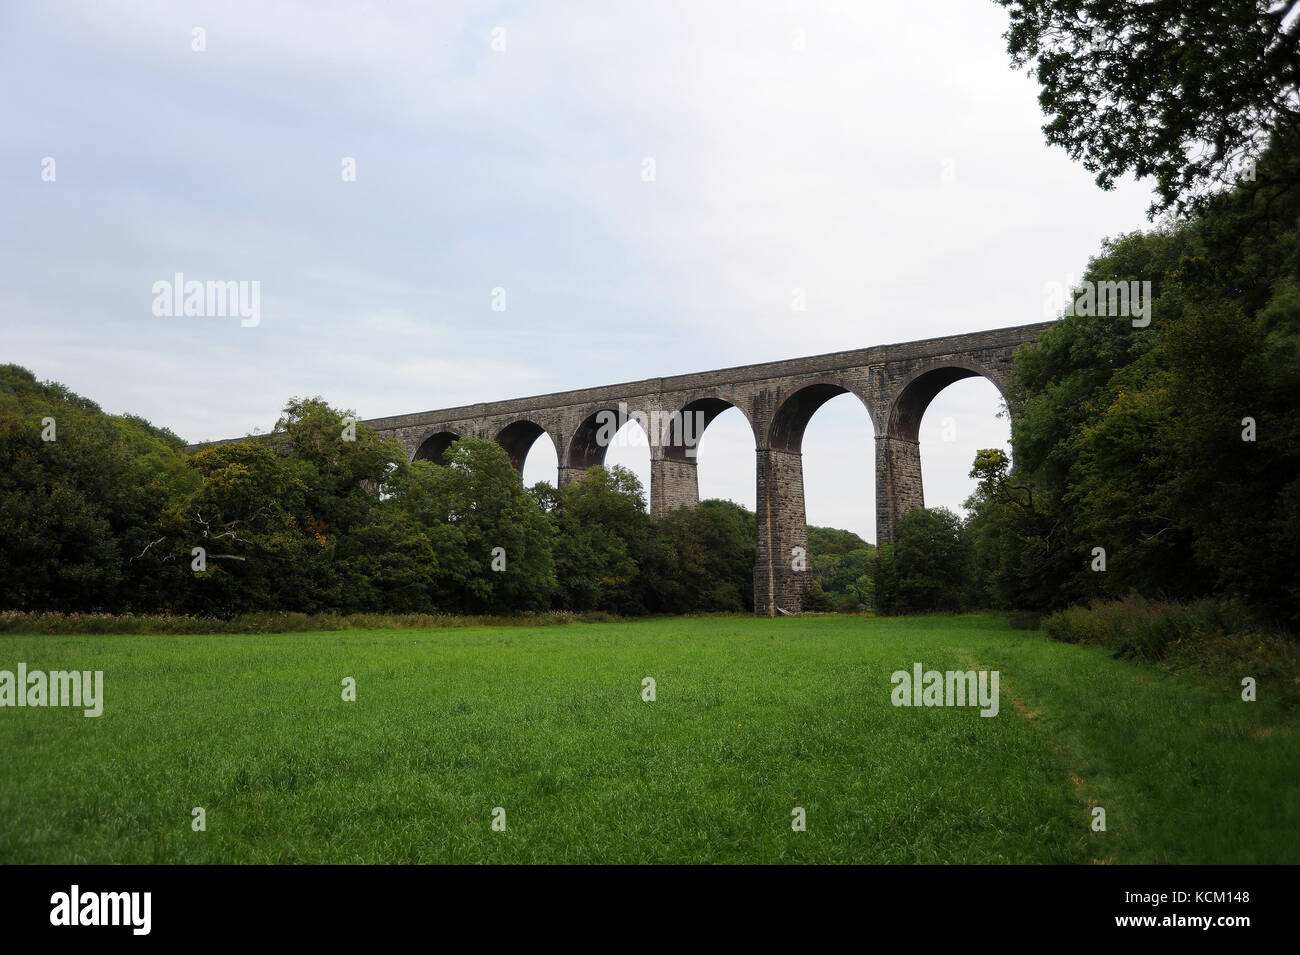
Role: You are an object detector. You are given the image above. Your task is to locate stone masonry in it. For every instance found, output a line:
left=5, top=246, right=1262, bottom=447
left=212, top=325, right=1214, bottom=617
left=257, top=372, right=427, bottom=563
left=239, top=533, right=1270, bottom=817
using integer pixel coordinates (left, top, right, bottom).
left=352, top=322, right=1050, bottom=615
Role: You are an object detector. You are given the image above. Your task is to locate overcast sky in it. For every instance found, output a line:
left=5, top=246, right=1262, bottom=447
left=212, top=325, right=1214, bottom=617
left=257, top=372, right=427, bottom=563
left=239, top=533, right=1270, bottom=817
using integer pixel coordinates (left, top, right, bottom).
left=1, top=1, right=1156, bottom=542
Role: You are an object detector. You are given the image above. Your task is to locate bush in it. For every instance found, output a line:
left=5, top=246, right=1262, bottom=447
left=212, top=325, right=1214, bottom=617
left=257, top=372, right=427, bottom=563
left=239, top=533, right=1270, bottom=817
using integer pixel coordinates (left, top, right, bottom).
left=1005, top=610, right=1043, bottom=630
left=835, top=593, right=864, bottom=615
left=801, top=580, right=835, bottom=612
left=1042, top=595, right=1255, bottom=660
left=1041, top=596, right=1300, bottom=706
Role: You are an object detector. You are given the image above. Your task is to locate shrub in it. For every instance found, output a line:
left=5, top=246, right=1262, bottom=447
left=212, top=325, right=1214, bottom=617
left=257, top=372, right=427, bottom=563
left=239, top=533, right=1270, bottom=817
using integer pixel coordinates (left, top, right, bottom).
left=1005, top=610, right=1043, bottom=630
left=1041, top=596, right=1300, bottom=706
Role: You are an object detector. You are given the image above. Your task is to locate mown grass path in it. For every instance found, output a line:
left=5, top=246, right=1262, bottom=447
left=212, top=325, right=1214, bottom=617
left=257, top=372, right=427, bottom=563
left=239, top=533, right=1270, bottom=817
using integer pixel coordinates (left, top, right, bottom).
left=1, top=615, right=1294, bottom=863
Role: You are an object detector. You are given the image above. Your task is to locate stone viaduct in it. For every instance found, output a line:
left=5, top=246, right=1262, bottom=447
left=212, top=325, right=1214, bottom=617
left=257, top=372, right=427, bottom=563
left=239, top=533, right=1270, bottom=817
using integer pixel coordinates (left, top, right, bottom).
left=358, top=322, right=1050, bottom=615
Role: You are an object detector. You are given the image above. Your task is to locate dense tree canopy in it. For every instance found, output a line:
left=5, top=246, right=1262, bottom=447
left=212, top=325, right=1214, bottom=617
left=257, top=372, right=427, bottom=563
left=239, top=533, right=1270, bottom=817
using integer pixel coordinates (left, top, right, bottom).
left=0, top=365, right=194, bottom=612
left=0, top=377, right=804, bottom=617
left=965, top=129, right=1300, bottom=623
left=872, top=508, right=973, bottom=615
left=807, top=527, right=874, bottom=613
left=996, top=0, right=1300, bottom=218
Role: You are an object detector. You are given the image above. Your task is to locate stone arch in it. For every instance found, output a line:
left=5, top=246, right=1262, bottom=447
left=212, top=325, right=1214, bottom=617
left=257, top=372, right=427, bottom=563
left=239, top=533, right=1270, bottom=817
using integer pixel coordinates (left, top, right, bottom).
left=754, top=379, right=875, bottom=616
left=411, top=430, right=459, bottom=465
left=566, top=406, right=627, bottom=472
left=886, top=359, right=1006, bottom=441
left=647, top=393, right=756, bottom=518
left=662, top=393, right=755, bottom=461
left=768, top=378, right=872, bottom=452
left=877, top=359, right=1008, bottom=544
left=493, top=419, right=557, bottom=475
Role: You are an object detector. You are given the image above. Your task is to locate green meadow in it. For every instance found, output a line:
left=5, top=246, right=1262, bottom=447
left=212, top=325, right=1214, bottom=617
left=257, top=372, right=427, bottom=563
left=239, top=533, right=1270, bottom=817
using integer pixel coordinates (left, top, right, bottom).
left=0, top=615, right=1295, bottom=864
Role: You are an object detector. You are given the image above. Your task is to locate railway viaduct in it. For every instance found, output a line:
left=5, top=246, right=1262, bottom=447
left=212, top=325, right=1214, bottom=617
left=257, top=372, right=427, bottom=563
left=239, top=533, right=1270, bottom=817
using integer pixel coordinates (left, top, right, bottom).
left=356, top=322, right=1051, bottom=615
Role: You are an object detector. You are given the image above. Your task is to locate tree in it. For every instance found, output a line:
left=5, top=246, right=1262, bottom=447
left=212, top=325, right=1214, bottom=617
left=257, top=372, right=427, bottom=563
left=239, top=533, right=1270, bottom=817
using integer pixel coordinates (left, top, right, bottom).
left=996, top=0, right=1300, bottom=218
left=890, top=507, right=973, bottom=613
left=161, top=440, right=314, bottom=614
left=656, top=499, right=754, bottom=613
left=0, top=365, right=195, bottom=612
left=275, top=396, right=406, bottom=541
left=551, top=465, right=650, bottom=614
left=964, top=449, right=1074, bottom=611
left=971, top=165, right=1300, bottom=622
left=871, top=544, right=901, bottom=616
left=808, top=526, right=874, bottom=610
left=332, top=496, right=440, bottom=613
left=400, top=438, right=556, bottom=613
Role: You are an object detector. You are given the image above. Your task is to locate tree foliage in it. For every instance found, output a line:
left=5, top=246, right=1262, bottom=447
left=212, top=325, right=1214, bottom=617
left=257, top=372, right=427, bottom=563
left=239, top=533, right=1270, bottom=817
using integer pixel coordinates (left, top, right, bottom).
left=967, top=130, right=1300, bottom=623
left=0, top=365, right=195, bottom=612
left=996, top=0, right=1300, bottom=218
left=0, top=380, right=773, bottom=617
left=876, top=507, right=973, bottom=614
left=807, top=526, right=873, bottom=612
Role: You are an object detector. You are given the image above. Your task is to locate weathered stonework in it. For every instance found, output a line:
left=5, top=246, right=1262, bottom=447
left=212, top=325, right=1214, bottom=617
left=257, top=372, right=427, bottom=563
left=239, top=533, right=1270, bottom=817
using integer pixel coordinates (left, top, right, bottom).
left=755, top=447, right=808, bottom=615
left=875, top=436, right=923, bottom=546
left=650, top=454, right=700, bottom=518
left=199, top=322, right=1048, bottom=614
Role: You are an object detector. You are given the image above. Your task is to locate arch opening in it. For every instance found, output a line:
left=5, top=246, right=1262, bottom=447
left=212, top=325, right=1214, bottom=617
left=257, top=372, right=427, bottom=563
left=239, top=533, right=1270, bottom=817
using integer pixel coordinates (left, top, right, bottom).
left=568, top=407, right=621, bottom=471
left=520, top=431, right=559, bottom=489
left=757, top=382, right=875, bottom=615
left=794, top=391, right=877, bottom=544
left=916, top=377, right=1011, bottom=520
left=769, top=382, right=854, bottom=453
left=692, top=405, right=756, bottom=511
left=601, top=417, right=652, bottom=512
left=495, top=420, right=547, bottom=473
left=663, top=397, right=739, bottom=462
left=888, top=364, right=1000, bottom=441
left=412, top=430, right=459, bottom=465
left=878, top=363, right=1010, bottom=544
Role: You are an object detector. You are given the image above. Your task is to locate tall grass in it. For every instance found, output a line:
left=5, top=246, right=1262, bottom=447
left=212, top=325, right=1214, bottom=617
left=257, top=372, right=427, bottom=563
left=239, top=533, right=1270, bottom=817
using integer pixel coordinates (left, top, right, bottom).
left=1042, top=595, right=1300, bottom=706
left=2, top=614, right=1296, bottom=863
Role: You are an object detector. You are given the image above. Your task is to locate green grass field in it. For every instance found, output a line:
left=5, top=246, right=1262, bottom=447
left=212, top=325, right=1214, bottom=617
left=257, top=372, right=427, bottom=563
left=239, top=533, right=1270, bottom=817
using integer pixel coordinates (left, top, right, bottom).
left=1, top=614, right=1295, bottom=864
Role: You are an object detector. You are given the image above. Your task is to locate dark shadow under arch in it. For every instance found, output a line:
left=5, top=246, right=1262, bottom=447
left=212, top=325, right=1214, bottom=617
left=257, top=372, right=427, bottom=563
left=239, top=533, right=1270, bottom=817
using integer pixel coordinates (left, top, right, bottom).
left=412, top=430, right=459, bottom=465
left=568, top=407, right=622, bottom=471
left=494, top=420, right=551, bottom=474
